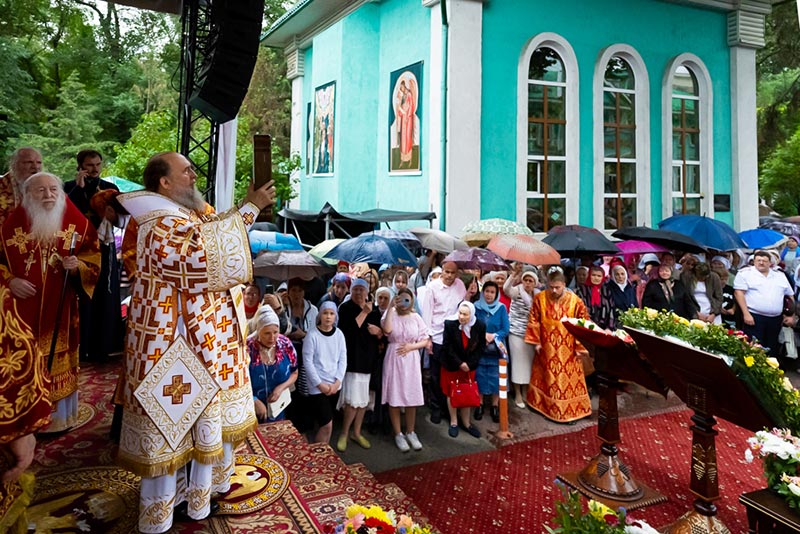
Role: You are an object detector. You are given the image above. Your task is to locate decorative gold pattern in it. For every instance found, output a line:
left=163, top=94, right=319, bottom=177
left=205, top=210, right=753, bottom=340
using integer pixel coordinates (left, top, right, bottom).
left=663, top=510, right=731, bottom=534
left=134, top=336, right=221, bottom=451
left=29, top=467, right=140, bottom=534
left=692, top=443, right=718, bottom=484
left=216, top=454, right=290, bottom=515
left=201, top=211, right=252, bottom=293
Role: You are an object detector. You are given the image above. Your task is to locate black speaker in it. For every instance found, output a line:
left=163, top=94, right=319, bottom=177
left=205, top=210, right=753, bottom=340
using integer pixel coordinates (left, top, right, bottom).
left=189, top=0, right=264, bottom=123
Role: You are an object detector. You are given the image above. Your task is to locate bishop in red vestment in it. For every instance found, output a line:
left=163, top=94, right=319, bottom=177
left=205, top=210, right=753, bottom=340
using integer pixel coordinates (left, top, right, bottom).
left=0, top=172, right=100, bottom=433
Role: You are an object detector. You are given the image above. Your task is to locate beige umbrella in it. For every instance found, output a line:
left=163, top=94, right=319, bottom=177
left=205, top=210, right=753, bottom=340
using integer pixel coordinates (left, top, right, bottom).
left=408, top=227, right=468, bottom=253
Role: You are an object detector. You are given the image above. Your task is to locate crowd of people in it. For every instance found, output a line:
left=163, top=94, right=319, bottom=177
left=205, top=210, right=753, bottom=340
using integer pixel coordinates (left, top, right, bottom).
left=1, top=145, right=799, bottom=533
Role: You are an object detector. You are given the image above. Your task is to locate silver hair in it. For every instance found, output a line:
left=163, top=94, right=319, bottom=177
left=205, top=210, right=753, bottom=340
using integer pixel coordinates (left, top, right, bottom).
left=9, top=147, right=42, bottom=177
left=22, top=172, right=63, bottom=195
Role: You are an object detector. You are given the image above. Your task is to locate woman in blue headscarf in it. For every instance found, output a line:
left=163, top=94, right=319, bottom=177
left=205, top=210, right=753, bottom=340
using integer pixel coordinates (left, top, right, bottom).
left=473, top=281, right=510, bottom=423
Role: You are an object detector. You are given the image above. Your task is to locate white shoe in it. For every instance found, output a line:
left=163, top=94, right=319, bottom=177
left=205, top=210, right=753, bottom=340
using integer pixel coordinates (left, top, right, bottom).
left=406, top=431, right=423, bottom=451
left=395, top=433, right=410, bottom=452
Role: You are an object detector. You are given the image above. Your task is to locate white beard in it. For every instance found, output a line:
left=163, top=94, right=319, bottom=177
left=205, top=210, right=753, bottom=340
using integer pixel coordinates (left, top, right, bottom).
left=172, top=185, right=206, bottom=212
left=24, top=193, right=66, bottom=245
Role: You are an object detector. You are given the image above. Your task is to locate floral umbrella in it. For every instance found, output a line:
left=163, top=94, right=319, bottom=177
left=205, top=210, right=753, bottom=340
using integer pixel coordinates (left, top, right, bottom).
left=486, top=234, right=560, bottom=265
left=461, top=218, right=534, bottom=247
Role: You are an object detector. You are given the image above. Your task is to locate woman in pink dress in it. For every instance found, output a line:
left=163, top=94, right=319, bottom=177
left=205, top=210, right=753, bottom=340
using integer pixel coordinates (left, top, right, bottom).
left=381, top=288, right=430, bottom=452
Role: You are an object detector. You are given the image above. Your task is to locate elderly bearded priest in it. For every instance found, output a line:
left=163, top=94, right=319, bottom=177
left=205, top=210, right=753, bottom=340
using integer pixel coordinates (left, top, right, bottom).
left=116, top=152, right=276, bottom=534
left=0, top=173, right=100, bottom=432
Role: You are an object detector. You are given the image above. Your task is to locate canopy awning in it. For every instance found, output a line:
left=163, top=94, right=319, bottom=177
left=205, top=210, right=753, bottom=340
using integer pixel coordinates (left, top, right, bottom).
left=277, top=202, right=436, bottom=248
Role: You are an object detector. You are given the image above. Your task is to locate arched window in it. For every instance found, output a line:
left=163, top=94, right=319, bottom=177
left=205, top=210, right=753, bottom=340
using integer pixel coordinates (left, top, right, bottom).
left=593, top=45, right=650, bottom=230
left=518, top=34, right=579, bottom=233
left=662, top=55, right=713, bottom=219
left=603, top=57, right=636, bottom=229
left=671, top=66, right=701, bottom=214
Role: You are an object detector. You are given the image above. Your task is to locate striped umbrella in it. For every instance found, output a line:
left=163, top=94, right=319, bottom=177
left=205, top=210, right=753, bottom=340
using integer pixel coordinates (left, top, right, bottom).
left=486, top=234, right=560, bottom=265
left=308, top=239, right=345, bottom=265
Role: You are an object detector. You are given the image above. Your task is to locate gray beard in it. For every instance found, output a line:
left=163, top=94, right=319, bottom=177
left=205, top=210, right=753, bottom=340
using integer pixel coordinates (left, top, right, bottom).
left=172, top=186, right=206, bottom=212
left=24, top=193, right=67, bottom=245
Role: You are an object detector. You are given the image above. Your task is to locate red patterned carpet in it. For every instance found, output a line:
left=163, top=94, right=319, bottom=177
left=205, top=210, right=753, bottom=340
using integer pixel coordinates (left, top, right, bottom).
left=30, top=362, right=432, bottom=533
left=376, top=409, right=764, bottom=533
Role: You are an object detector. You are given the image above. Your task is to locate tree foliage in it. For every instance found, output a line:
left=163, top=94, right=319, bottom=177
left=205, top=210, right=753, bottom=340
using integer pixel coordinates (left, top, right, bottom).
left=761, top=124, right=800, bottom=216
left=756, top=2, right=800, bottom=214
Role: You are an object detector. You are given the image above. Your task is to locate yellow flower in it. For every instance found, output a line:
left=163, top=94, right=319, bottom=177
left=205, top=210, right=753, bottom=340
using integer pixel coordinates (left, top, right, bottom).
left=690, top=319, right=707, bottom=329
left=744, top=356, right=755, bottom=368
left=587, top=499, right=615, bottom=520
left=645, top=308, right=658, bottom=319
left=678, top=317, right=691, bottom=326
left=766, top=357, right=780, bottom=369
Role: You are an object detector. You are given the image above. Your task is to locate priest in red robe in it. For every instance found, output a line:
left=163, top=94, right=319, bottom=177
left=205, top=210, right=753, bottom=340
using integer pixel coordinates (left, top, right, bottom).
left=0, top=172, right=100, bottom=433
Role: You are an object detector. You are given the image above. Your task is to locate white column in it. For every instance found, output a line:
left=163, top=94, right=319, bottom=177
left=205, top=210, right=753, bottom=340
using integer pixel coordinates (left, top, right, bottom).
left=427, top=1, right=443, bottom=225
left=445, top=0, right=483, bottom=234
left=728, top=7, right=767, bottom=231
left=730, top=46, right=758, bottom=231
left=286, top=45, right=305, bottom=209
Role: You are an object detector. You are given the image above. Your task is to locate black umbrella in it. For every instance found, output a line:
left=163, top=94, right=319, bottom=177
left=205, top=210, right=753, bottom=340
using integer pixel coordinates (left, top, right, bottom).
left=542, top=225, right=620, bottom=255
left=611, top=226, right=707, bottom=253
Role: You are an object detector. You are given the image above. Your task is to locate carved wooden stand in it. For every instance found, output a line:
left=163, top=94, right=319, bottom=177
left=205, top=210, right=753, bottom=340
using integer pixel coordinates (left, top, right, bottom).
left=625, top=327, right=777, bottom=534
left=558, top=324, right=668, bottom=510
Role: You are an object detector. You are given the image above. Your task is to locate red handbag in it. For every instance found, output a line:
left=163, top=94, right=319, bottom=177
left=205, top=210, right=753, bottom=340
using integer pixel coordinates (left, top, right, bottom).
left=449, top=379, right=480, bottom=408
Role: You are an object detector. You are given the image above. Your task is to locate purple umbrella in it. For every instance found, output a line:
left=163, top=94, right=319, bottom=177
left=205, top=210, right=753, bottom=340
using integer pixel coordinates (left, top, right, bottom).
left=615, top=240, right=669, bottom=255
left=443, top=248, right=508, bottom=272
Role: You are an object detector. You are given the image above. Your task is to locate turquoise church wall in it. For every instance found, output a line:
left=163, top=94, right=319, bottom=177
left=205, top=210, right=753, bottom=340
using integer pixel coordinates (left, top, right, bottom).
left=480, top=0, right=733, bottom=227
left=298, top=0, right=432, bottom=219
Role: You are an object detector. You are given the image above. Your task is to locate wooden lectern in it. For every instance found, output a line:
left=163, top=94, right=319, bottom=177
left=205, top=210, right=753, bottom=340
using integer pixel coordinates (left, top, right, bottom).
left=559, top=321, right=669, bottom=510
left=625, top=327, right=775, bottom=534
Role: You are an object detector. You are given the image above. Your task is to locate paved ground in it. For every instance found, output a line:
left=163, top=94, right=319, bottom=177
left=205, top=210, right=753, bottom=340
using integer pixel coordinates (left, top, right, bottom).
left=327, top=383, right=686, bottom=473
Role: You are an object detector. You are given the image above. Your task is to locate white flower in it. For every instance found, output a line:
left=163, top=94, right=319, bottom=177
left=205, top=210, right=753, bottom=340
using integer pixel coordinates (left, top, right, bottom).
left=789, top=483, right=800, bottom=497
left=625, top=521, right=660, bottom=534
left=784, top=377, right=795, bottom=392
left=744, top=448, right=754, bottom=463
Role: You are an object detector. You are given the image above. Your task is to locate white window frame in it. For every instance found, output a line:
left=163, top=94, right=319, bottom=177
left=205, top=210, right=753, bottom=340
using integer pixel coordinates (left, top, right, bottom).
left=593, top=44, right=650, bottom=231
left=517, top=33, right=579, bottom=234
left=662, top=54, right=713, bottom=219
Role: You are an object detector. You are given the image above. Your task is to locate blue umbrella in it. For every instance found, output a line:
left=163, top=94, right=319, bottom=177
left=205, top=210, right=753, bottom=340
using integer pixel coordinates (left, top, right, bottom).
left=324, top=234, right=418, bottom=266
left=657, top=215, right=746, bottom=251
left=738, top=228, right=787, bottom=250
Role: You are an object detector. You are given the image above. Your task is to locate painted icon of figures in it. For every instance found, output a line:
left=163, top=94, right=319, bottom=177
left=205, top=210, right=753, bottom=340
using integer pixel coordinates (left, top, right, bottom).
left=389, top=63, right=422, bottom=172
left=313, top=82, right=335, bottom=174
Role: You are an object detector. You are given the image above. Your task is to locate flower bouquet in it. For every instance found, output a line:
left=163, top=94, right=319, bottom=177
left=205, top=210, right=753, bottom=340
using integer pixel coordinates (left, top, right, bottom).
left=561, top=317, right=634, bottom=349
left=324, top=504, right=432, bottom=534
left=746, top=429, right=800, bottom=510
left=546, top=482, right=659, bottom=533
left=620, top=308, right=800, bottom=433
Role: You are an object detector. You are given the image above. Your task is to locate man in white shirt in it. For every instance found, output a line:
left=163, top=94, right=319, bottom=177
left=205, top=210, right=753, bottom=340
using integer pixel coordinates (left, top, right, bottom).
left=420, top=261, right=466, bottom=424
left=734, top=250, right=794, bottom=356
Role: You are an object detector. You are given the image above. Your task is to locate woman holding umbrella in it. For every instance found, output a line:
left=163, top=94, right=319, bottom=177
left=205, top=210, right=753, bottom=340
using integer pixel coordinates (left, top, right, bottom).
left=503, top=266, right=539, bottom=408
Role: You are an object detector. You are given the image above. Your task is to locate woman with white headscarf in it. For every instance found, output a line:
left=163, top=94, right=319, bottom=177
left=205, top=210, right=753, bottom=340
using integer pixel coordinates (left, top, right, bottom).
left=504, top=266, right=539, bottom=408
left=248, top=306, right=299, bottom=422
left=440, top=301, right=486, bottom=439
left=606, top=264, right=638, bottom=326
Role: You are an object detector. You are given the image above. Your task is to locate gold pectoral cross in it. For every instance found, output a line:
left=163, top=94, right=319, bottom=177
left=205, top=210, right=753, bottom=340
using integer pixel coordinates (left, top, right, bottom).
left=5, top=227, right=29, bottom=254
